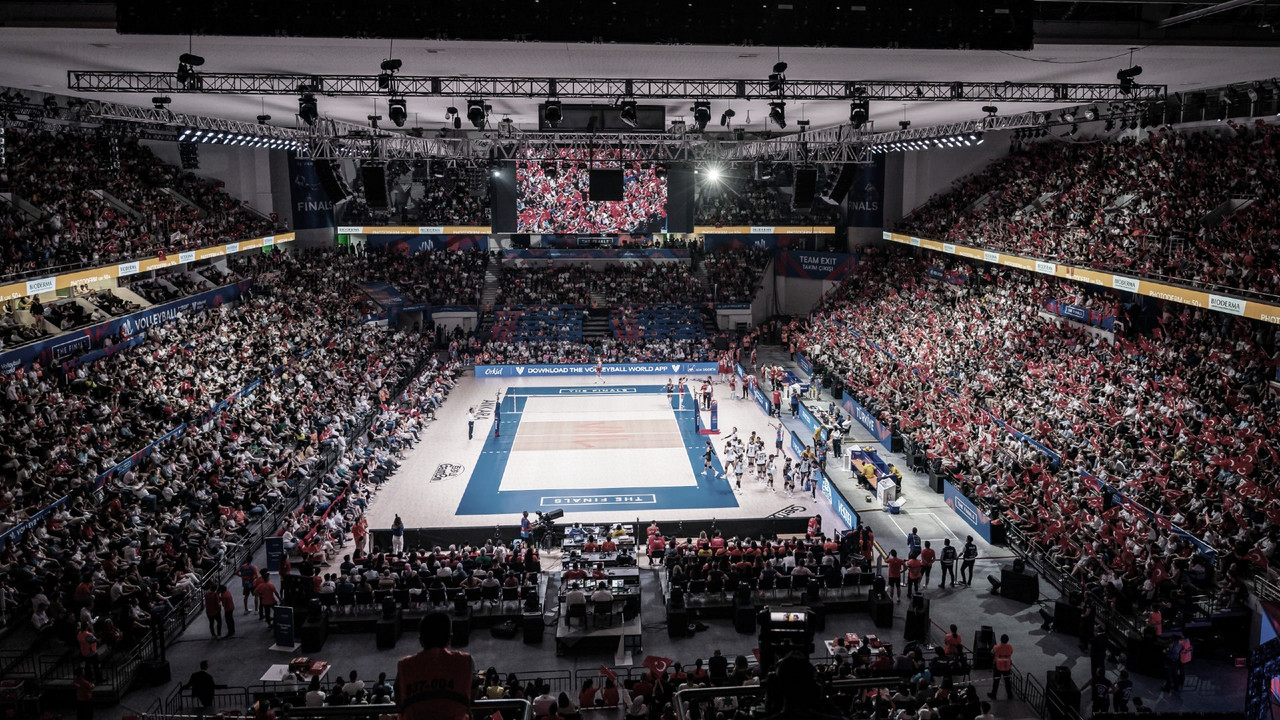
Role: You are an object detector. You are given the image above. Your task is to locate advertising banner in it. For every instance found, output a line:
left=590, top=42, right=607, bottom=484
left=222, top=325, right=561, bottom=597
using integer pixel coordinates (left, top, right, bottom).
left=0, top=281, right=250, bottom=375
left=502, top=248, right=689, bottom=261
left=818, top=471, right=859, bottom=531
left=797, top=402, right=822, bottom=436
left=272, top=605, right=296, bottom=649
left=287, top=151, right=335, bottom=230
left=840, top=391, right=893, bottom=450
left=846, top=156, right=886, bottom=228
left=943, top=478, right=996, bottom=543
left=795, top=353, right=813, bottom=377
left=364, top=234, right=491, bottom=255
left=265, top=536, right=285, bottom=572
left=695, top=226, right=836, bottom=235
left=701, top=235, right=811, bottom=252
left=474, top=362, right=717, bottom=378
left=774, top=250, right=859, bottom=282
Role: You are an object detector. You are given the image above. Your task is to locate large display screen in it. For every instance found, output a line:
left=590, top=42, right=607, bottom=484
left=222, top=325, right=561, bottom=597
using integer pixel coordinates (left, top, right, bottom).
left=516, top=150, right=667, bottom=234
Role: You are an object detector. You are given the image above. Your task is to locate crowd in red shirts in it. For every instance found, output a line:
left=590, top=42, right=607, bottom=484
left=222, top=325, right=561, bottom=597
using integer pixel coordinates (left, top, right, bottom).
left=794, top=247, right=1278, bottom=619
left=516, top=150, right=667, bottom=234
left=1, top=128, right=274, bottom=279
left=899, top=120, right=1280, bottom=299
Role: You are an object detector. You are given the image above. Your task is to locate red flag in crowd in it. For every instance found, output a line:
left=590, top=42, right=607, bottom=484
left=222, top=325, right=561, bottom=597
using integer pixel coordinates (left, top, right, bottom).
left=642, top=655, right=674, bottom=674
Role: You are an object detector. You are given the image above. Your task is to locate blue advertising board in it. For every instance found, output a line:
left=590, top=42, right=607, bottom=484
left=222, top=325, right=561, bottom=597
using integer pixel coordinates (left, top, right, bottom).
left=943, top=478, right=995, bottom=543
left=272, top=605, right=296, bottom=649
left=265, top=536, right=284, bottom=572
left=797, top=402, right=822, bottom=436
left=287, top=151, right=335, bottom=230
left=475, top=362, right=717, bottom=378
left=795, top=353, right=814, bottom=377
left=818, top=471, right=859, bottom=532
left=749, top=384, right=773, bottom=416
left=840, top=391, right=893, bottom=451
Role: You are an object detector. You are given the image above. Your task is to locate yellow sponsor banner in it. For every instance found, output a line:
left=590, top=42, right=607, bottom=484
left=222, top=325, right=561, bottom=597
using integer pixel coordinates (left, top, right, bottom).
left=888, top=230, right=1280, bottom=324
left=693, top=226, right=836, bottom=235
left=0, top=233, right=293, bottom=301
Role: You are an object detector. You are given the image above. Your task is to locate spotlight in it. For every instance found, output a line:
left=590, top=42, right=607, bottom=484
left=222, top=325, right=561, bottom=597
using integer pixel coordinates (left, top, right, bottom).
left=981, top=105, right=998, bottom=116
left=618, top=98, right=639, bottom=128
left=256, top=114, right=271, bottom=125
left=541, top=160, right=558, bottom=179
left=1117, top=65, right=1143, bottom=95
left=720, top=108, right=736, bottom=127
left=768, top=61, right=787, bottom=94
left=1084, top=106, right=1098, bottom=121
left=655, top=165, right=667, bottom=179
left=380, top=58, right=403, bottom=73
left=298, top=93, right=318, bottom=126
left=849, top=98, right=869, bottom=129
left=706, top=166, right=722, bottom=182
left=988, top=575, right=1002, bottom=594
left=176, top=53, right=204, bottom=89
left=388, top=98, right=407, bottom=127
left=466, top=99, right=488, bottom=129
left=1059, top=110, right=1076, bottom=123
left=544, top=99, right=563, bottom=128
left=768, top=100, right=786, bottom=129
left=691, top=100, right=711, bottom=131
left=151, top=96, right=171, bottom=110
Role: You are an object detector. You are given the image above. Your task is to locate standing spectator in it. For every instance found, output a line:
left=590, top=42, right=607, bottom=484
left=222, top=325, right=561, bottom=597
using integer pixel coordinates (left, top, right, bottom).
left=239, top=557, right=259, bottom=615
left=392, top=515, right=406, bottom=554
left=1112, top=670, right=1134, bottom=712
left=1090, top=626, right=1109, bottom=680
left=255, top=571, right=280, bottom=623
left=204, top=585, right=224, bottom=639
left=939, top=538, right=958, bottom=589
left=1084, top=669, right=1113, bottom=717
left=960, top=536, right=978, bottom=587
left=989, top=634, right=1014, bottom=700
left=77, top=621, right=102, bottom=682
left=73, top=668, right=95, bottom=720
left=885, top=550, right=905, bottom=603
left=397, top=613, right=475, bottom=720
left=906, top=527, right=921, bottom=556
left=467, top=407, right=476, bottom=440
left=181, top=660, right=218, bottom=711
left=920, top=541, right=936, bottom=588
left=906, top=551, right=924, bottom=598
left=218, top=584, right=236, bottom=639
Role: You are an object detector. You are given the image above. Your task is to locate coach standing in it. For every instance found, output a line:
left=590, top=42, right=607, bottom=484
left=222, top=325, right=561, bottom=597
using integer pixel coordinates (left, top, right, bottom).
left=467, top=408, right=476, bottom=440
left=493, top=393, right=502, bottom=437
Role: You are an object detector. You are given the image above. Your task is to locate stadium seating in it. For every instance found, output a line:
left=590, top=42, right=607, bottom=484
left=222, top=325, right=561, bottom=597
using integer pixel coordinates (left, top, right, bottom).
left=899, top=120, right=1280, bottom=299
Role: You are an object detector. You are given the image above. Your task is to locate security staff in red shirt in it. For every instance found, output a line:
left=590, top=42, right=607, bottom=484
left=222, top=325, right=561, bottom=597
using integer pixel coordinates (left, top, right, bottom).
left=397, top=612, right=474, bottom=720
left=990, top=634, right=1014, bottom=700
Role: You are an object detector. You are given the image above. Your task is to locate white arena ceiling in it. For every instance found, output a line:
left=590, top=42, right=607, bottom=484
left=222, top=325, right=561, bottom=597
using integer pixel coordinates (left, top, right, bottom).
left=0, top=26, right=1275, bottom=135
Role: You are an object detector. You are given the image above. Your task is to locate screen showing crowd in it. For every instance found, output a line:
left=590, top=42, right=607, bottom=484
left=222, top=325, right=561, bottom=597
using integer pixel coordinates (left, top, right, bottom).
left=516, top=149, right=667, bottom=234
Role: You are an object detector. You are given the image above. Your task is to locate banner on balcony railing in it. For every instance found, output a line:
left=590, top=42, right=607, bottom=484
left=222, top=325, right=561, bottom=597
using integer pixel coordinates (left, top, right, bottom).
left=1044, top=300, right=1116, bottom=331
left=0, top=281, right=250, bottom=376
left=701, top=235, right=813, bottom=252
left=840, top=391, right=893, bottom=450
left=475, top=362, right=717, bottom=377
left=796, top=352, right=813, bottom=377
left=943, top=478, right=997, bottom=544
left=1082, top=471, right=1216, bottom=560
left=0, top=494, right=70, bottom=550
left=362, top=234, right=491, bottom=255
left=288, top=152, right=336, bottom=230
left=774, top=250, right=859, bottom=282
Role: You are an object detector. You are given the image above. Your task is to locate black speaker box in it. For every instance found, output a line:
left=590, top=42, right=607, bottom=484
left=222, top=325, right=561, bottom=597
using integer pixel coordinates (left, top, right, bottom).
left=972, top=625, right=995, bottom=670
left=792, top=167, right=818, bottom=209
left=490, top=620, right=519, bottom=639
left=807, top=600, right=826, bottom=633
left=871, top=597, right=894, bottom=628
left=451, top=615, right=471, bottom=647
left=140, top=659, right=171, bottom=686
left=376, top=617, right=400, bottom=648
left=300, top=617, right=328, bottom=653
left=589, top=169, right=624, bottom=201
left=667, top=607, right=689, bottom=638
left=734, top=605, right=756, bottom=634
left=1053, top=600, right=1081, bottom=636
left=928, top=470, right=944, bottom=493
left=826, top=165, right=857, bottom=203
left=360, top=164, right=389, bottom=209
left=523, top=613, right=545, bottom=644
left=1000, top=568, right=1039, bottom=604
left=1046, top=667, right=1081, bottom=720
left=314, top=159, right=352, bottom=203
left=904, top=598, right=929, bottom=642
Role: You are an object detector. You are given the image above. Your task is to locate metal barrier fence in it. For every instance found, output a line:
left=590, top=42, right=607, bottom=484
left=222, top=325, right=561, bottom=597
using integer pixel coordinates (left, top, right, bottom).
left=140, top=698, right=531, bottom=720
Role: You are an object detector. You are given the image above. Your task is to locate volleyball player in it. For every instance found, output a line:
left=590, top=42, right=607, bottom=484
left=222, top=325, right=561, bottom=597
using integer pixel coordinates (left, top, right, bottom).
left=702, top=441, right=714, bottom=476
left=595, top=357, right=604, bottom=384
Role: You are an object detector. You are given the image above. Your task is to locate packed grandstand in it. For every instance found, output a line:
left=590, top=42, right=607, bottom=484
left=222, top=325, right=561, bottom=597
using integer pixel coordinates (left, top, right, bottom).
left=0, top=67, right=1276, bottom=720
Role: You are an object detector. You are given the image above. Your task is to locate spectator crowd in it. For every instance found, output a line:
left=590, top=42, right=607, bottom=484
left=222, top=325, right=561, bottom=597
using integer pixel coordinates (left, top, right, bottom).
left=900, top=120, right=1280, bottom=299
left=516, top=150, right=667, bottom=234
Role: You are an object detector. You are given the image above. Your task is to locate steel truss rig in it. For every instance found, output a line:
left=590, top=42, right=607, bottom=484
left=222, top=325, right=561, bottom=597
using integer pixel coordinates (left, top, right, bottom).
left=67, top=71, right=1168, bottom=104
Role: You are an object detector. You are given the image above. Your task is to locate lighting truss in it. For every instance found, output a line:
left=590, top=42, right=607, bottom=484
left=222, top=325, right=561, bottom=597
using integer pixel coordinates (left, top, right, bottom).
left=67, top=71, right=1168, bottom=104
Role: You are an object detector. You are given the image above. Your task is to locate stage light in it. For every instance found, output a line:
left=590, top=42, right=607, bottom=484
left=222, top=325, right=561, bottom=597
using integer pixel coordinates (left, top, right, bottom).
left=544, top=99, right=563, bottom=128
left=466, top=99, right=488, bottom=129
left=849, top=98, right=869, bottom=129
left=981, top=105, right=998, bottom=116
left=768, top=100, right=786, bottom=129
left=1059, top=110, right=1075, bottom=123
left=298, top=93, right=318, bottom=126
left=720, top=108, right=736, bottom=127
left=152, top=96, right=171, bottom=111
left=256, top=114, right=271, bottom=125
left=1084, top=106, right=1098, bottom=121
left=654, top=165, right=667, bottom=179
left=388, top=98, right=407, bottom=127
left=380, top=58, right=402, bottom=73
left=618, top=98, right=639, bottom=128
left=176, top=52, right=204, bottom=89
left=691, top=100, right=711, bottom=131
left=706, top=166, right=722, bottom=182
left=1117, top=65, right=1143, bottom=95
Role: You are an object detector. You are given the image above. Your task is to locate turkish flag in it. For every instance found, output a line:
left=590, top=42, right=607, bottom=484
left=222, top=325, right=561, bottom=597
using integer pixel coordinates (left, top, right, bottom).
left=642, top=655, right=674, bottom=675
left=598, top=665, right=617, bottom=682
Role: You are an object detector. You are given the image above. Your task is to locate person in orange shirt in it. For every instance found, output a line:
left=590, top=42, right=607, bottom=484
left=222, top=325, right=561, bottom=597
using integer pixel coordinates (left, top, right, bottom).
left=254, top=571, right=280, bottom=623
left=990, top=634, right=1014, bottom=700
left=905, top=551, right=924, bottom=598
left=218, top=584, right=236, bottom=639
left=73, top=668, right=95, bottom=720
left=885, top=549, right=905, bottom=602
left=919, top=541, right=936, bottom=588
left=943, top=624, right=965, bottom=660
left=398, top=613, right=474, bottom=720
left=352, top=517, right=368, bottom=555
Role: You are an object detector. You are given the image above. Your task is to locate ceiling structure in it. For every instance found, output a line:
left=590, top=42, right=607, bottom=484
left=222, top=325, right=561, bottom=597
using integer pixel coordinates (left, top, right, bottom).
left=1, top=27, right=1275, bottom=137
